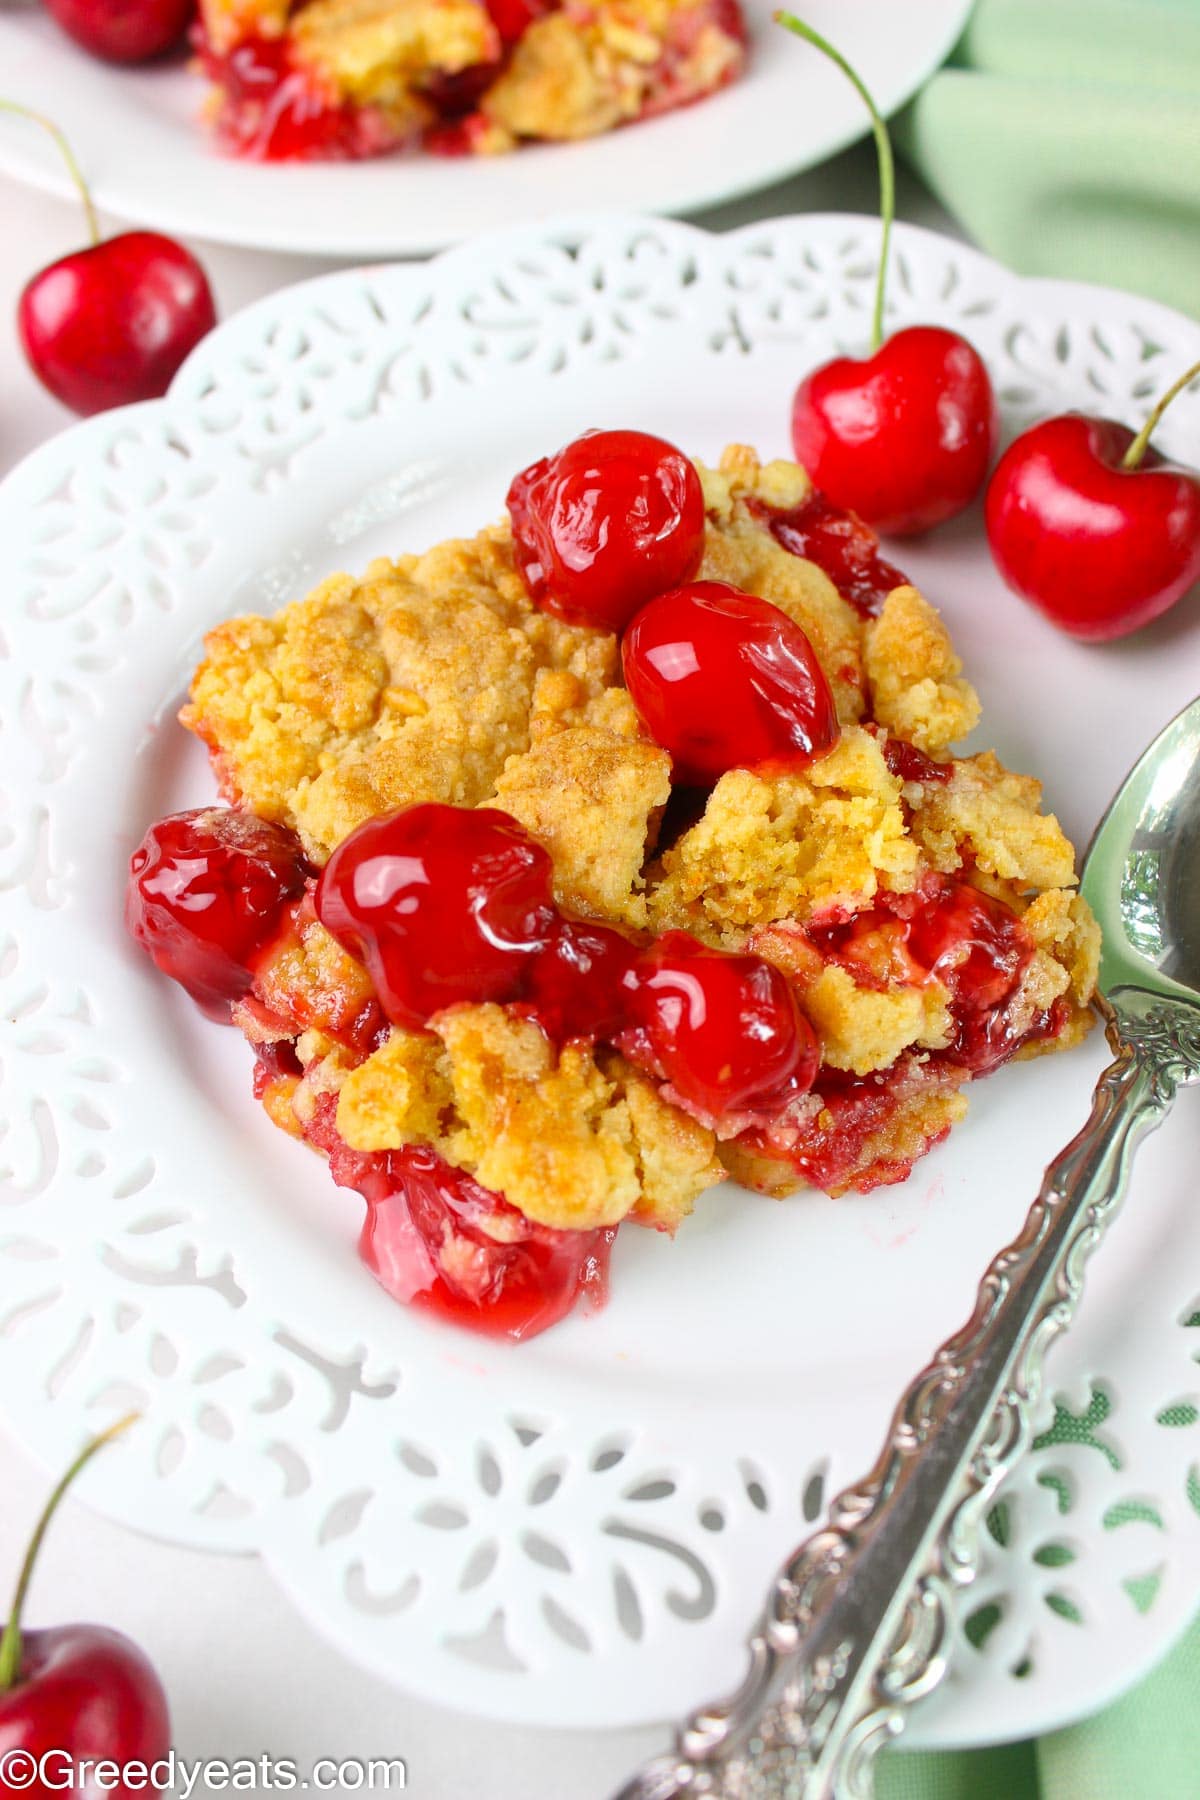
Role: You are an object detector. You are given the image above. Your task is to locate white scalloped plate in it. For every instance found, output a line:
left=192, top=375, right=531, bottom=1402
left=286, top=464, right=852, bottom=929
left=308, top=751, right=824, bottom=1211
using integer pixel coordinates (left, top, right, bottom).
left=0, top=0, right=971, bottom=257
left=2, top=217, right=1199, bottom=1754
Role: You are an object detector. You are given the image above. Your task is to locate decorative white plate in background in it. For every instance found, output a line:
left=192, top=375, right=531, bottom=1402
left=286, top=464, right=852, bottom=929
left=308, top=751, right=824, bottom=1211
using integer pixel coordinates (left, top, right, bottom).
left=0, top=0, right=972, bottom=257
left=1, top=216, right=1199, bottom=1755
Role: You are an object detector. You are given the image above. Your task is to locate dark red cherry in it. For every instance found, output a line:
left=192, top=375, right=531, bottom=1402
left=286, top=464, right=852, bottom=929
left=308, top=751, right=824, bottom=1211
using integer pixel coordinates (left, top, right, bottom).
left=507, top=429, right=706, bottom=632
left=315, top=804, right=557, bottom=1030
left=622, top=581, right=839, bottom=785
left=905, top=881, right=1033, bottom=1074
left=752, top=489, right=908, bottom=618
left=20, top=231, right=216, bottom=417
left=873, top=731, right=952, bottom=785
left=41, top=0, right=193, bottom=61
left=125, top=808, right=308, bottom=1018
left=520, top=917, right=638, bottom=1043
left=618, top=930, right=818, bottom=1121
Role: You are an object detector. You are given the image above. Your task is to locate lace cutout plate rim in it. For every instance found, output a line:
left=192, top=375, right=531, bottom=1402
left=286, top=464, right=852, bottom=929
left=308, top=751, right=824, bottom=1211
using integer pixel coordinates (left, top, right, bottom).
left=2, top=214, right=1199, bottom=1747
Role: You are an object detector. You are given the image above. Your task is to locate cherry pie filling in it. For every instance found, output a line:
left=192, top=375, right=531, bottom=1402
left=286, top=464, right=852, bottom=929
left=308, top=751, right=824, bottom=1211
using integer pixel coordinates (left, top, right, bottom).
left=750, top=489, right=909, bottom=619
left=127, top=434, right=1083, bottom=1337
left=192, top=30, right=394, bottom=162
left=194, top=0, right=744, bottom=164
left=192, top=0, right=524, bottom=164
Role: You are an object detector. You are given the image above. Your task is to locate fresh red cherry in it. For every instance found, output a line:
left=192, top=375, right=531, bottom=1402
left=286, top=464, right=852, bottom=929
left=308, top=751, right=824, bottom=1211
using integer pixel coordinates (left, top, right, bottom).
left=507, top=429, right=706, bottom=631
left=791, top=325, right=998, bottom=537
left=777, top=16, right=997, bottom=536
left=316, top=803, right=558, bottom=1030
left=618, top=930, right=818, bottom=1122
left=20, top=230, right=216, bottom=417
left=126, top=808, right=309, bottom=1019
left=984, top=362, right=1200, bottom=641
left=6, top=103, right=215, bottom=416
left=41, top=0, right=193, bottom=62
left=622, top=581, right=839, bottom=785
left=0, top=1419, right=172, bottom=1800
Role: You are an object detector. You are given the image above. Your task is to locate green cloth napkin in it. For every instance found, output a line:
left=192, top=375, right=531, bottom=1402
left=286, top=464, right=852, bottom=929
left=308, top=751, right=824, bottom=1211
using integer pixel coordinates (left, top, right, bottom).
left=877, top=1604, right=1200, bottom=1798
left=894, top=0, right=1200, bottom=317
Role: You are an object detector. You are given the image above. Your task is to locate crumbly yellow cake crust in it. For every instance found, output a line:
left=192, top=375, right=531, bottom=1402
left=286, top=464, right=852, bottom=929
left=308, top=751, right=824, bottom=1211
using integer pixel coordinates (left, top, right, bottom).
left=293, top=0, right=498, bottom=96
left=188, top=446, right=1100, bottom=1233
left=482, top=0, right=744, bottom=143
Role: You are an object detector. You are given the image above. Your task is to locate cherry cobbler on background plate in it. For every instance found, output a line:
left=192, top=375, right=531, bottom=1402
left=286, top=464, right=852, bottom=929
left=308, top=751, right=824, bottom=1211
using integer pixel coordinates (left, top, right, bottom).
left=193, top=0, right=748, bottom=160
left=126, top=430, right=1099, bottom=1340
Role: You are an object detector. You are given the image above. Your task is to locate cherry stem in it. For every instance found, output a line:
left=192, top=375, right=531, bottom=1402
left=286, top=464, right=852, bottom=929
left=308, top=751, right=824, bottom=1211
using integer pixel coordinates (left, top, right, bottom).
left=0, top=100, right=101, bottom=248
left=1121, top=356, right=1200, bottom=470
left=0, top=1414, right=138, bottom=1693
left=775, top=12, right=894, bottom=352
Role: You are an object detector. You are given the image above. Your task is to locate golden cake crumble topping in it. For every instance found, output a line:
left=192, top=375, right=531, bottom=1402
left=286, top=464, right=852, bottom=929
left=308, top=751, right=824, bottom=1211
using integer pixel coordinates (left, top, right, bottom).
left=129, top=436, right=1100, bottom=1339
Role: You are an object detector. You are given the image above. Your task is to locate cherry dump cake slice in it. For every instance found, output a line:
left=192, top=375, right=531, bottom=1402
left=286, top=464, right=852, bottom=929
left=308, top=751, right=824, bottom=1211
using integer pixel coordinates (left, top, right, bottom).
left=127, top=437, right=1099, bottom=1339
left=192, top=0, right=747, bottom=160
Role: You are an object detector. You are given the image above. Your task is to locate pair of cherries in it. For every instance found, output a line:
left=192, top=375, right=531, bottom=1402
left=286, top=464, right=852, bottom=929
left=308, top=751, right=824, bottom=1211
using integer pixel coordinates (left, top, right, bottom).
left=776, top=12, right=1200, bottom=643
left=507, top=427, right=840, bottom=782
left=793, top=315, right=1200, bottom=643
left=127, top=801, right=819, bottom=1127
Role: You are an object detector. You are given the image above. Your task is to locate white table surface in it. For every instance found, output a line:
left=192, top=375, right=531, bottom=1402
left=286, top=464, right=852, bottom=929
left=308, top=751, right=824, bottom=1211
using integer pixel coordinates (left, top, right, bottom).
left=1, top=146, right=959, bottom=1799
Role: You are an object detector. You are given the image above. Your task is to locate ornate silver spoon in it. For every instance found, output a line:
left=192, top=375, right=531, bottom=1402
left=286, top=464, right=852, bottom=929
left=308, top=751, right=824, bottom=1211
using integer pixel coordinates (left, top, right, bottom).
left=617, top=695, right=1200, bottom=1800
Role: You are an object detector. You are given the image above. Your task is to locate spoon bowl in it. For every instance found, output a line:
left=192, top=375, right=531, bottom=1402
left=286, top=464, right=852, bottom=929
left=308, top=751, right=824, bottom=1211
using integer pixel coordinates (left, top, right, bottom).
left=1084, top=693, right=1200, bottom=1005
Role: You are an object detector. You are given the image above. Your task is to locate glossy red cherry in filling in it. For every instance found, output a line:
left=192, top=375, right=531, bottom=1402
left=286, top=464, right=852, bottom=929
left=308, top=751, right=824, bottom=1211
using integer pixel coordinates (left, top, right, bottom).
left=125, top=808, right=309, bottom=1018
left=520, top=917, right=638, bottom=1044
left=309, top=1106, right=613, bottom=1340
left=905, top=881, right=1034, bottom=1074
left=872, top=730, right=952, bottom=786
left=622, top=581, right=839, bottom=786
left=193, top=30, right=399, bottom=160
left=751, top=490, right=908, bottom=618
left=619, top=930, right=818, bottom=1121
left=507, top=429, right=706, bottom=632
left=809, top=879, right=1037, bottom=1076
left=316, top=803, right=557, bottom=1030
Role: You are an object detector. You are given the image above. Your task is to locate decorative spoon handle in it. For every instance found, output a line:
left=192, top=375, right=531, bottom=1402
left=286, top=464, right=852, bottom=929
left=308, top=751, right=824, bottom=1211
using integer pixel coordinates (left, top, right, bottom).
left=616, top=994, right=1200, bottom=1800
